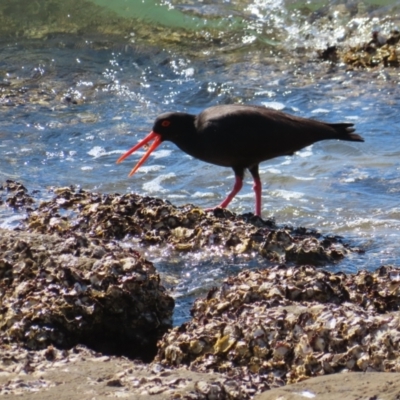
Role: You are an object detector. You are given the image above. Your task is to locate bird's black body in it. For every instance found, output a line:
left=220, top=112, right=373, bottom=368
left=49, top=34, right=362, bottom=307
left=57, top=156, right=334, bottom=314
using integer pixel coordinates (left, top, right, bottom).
left=118, top=104, right=364, bottom=216
left=152, top=104, right=363, bottom=169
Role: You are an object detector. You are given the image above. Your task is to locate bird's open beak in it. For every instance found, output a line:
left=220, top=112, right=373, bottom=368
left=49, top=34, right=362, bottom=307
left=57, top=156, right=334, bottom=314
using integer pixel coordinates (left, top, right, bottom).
left=116, top=131, right=162, bottom=177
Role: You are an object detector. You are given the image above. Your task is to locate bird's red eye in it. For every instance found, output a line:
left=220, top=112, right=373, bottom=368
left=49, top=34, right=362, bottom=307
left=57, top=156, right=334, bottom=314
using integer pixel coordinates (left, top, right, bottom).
left=162, top=120, right=171, bottom=127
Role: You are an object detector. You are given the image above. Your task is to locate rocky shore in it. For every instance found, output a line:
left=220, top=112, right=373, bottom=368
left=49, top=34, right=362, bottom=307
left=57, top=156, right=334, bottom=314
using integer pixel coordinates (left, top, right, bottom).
left=1, top=180, right=400, bottom=399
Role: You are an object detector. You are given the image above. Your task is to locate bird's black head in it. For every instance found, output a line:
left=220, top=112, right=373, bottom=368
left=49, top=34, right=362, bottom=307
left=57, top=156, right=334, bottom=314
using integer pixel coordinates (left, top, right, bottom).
left=117, top=111, right=197, bottom=177
left=152, top=112, right=196, bottom=142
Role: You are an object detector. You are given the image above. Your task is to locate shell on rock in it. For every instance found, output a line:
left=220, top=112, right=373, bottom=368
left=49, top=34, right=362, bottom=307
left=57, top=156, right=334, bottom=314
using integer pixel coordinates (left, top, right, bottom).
left=0, top=228, right=174, bottom=360
left=15, top=184, right=356, bottom=266
left=155, top=264, right=400, bottom=399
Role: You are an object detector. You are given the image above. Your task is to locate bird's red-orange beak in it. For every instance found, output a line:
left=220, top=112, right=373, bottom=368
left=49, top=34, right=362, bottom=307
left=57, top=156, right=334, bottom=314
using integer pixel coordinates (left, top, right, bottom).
left=116, top=131, right=162, bottom=177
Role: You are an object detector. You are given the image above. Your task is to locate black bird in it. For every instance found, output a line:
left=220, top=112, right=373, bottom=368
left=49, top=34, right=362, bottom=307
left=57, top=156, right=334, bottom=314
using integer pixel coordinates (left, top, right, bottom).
left=117, top=104, right=364, bottom=216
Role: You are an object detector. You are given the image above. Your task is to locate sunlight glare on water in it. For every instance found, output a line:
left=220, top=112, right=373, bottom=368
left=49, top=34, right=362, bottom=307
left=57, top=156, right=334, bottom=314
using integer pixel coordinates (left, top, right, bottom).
left=2, top=0, right=400, bottom=324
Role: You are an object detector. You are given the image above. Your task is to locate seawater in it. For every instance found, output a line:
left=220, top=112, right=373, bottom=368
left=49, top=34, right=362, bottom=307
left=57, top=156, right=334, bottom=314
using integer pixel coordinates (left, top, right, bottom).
left=1, top=0, right=400, bottom=324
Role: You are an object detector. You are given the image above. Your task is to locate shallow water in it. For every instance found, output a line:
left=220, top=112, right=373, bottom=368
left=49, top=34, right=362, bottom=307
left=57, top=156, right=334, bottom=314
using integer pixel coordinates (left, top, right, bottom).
left=2, top=0, right=400, bottom=324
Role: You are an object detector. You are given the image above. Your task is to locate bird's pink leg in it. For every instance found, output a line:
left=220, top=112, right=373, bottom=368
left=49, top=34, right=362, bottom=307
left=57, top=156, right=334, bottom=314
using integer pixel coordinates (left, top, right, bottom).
left=253, top=177, right=262, bottom=217
left=249, top=165, right=262, bottom=217
left=206, top=174, right=243, bottom=212
left=218, top=175, right=243, bottom=209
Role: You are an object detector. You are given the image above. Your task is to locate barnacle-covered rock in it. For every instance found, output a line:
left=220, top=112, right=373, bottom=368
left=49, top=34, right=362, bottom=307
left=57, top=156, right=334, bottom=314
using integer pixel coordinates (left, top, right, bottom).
left=156, top=265, right=400, bottom=398
left=0, top=180, right=36, bottom=209
left=346, top=265, right=400, bottom=312
left=0, top=229, right=174, bottom=360
left=20, top=184, right=356, bottom=265
left=341, top=42, right=400, bottom=69
left=321, top=28, right=400, bottom=69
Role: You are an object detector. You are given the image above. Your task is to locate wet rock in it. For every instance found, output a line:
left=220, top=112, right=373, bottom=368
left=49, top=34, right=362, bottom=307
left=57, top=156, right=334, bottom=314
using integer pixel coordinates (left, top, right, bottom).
left=0, top=180, right=36, bottom=209
left=0, top=229, right=174, bottom=361
left=318, top=45, right=339, bottom=62
left=323, top=28, right=400, bottom=69
left=19, top=184, right=355, bottom=266
left=155, top=265, right=400, bottom=398
left=3, top=180, right=391, bottom=400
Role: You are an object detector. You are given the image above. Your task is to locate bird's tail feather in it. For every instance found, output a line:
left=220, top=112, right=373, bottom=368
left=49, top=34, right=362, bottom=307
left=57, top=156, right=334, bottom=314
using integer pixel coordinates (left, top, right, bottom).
left=328, top=123, right=364, bottom=142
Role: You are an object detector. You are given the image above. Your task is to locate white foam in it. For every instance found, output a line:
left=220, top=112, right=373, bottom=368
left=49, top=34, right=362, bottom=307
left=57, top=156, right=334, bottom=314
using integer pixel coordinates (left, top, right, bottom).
left=297, top=146, right=313, bottom=158
left=311, top=108, right=330, bottom=114
left=192, top=192, right=215, bottom=198
left=254, top=90, right=276, bottom=96
left=168, top=194, right=189, bottom=199
left=345, top=218, right=374, bottom=228
left=294, top=176, right=315, bottom=181
left=265, top=168, right=281, bottom=174
left=46, top=151, right=64, bottom=159
left=138, top=165, right=165, bottom=173
left=142, top=172, right=175, bottom=193
left=111, top=149, right=128, bottom=156
left=0, top=214, right=25, bottom=228
left=261, top=101, right=285, bottom=111
left=183, top=67, right=194, bottom=77
left=236, top=192, right=253, bottom=199
left=273, top=189, right=304, bottom=200
left=87, top=146, right=107, bottom=158
left=341, top=169, right=368, bottom=183
left=344, top=115, right=360, bottom=121
left=152, top=149, right=172, bottom=159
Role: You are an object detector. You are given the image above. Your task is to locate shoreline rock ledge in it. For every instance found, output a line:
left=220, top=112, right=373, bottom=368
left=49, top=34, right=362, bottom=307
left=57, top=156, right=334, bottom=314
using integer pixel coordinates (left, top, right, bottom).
left=0, top=228, right=174, bottom=361
left=0, top=180, right=399, bottom=399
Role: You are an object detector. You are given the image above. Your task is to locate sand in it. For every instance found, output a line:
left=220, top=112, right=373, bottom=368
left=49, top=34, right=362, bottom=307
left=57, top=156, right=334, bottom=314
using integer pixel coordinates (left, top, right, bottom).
left=1, top=353, right=399, bottom=400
